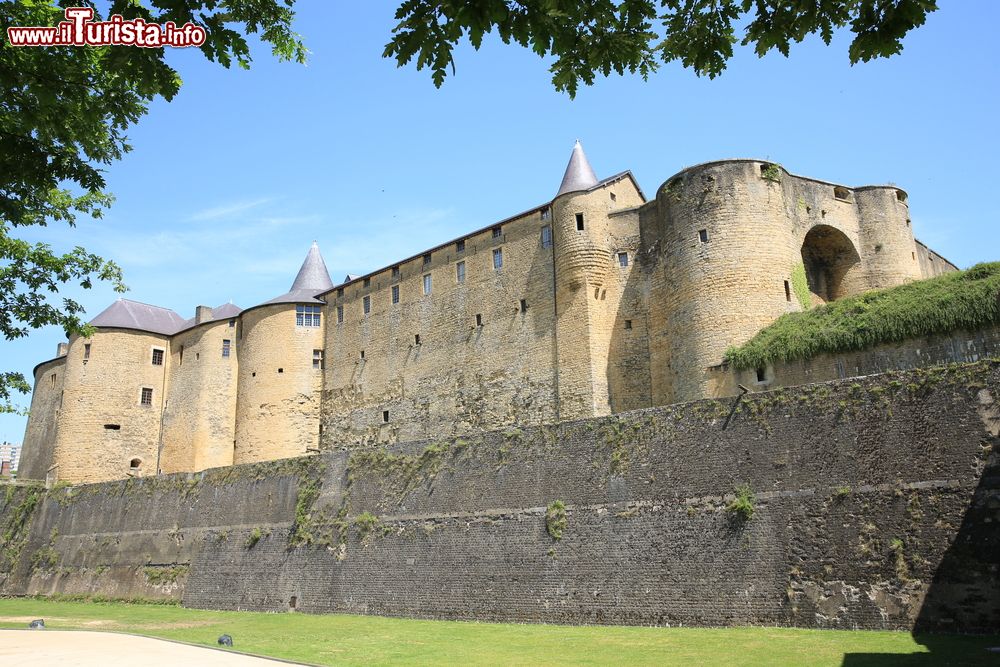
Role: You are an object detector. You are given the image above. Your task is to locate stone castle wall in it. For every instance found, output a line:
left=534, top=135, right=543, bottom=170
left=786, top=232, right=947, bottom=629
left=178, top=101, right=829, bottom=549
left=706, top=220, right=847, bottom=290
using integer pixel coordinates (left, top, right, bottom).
left=19, top=357, right=64, bottom=482
left=2, top=362, right=997, bottom=632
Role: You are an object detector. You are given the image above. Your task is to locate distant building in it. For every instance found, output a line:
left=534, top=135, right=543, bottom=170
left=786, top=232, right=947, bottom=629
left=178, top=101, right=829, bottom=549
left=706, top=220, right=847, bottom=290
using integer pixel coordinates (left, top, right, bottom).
left=19, top=143, right=958, bottom=485
left=0, top=441, right=21, bottom=477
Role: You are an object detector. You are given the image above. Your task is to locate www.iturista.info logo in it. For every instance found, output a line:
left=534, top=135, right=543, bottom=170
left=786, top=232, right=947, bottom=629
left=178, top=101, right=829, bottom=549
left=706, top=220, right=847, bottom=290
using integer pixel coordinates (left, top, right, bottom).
left=6, top=7, right=206, bottom=48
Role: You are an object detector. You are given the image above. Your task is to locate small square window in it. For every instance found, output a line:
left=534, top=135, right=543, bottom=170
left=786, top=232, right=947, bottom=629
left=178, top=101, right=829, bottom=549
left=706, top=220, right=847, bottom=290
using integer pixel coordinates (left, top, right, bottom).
left=756, top=367, right=767, bottom=382
left=392, top=266, right=400, bottom=279
left=540, top=207, right=551, bottom=221
left=575, top=213, right=585, bottom=231
left=541, top=225, right=552, bottom=248
left=363, top=277, right=371, bottom=288
left=456, top=261, right=466, bottom=284
left=456, top=240, right=465, bottom=253
left=493, top=248, right=503, bottom=270
left=392, top=285, right=400, bottom=304
left=337, top=305, right=344, bottom=324
left=363, top=295, right=371, bottom=315
left=278, top=367, right=284, bottom=374
left=617, top=252, right=629, bottom=268
left=492, top=226, right=502, bottom=239
left=228, top=318, right=236, bottom=328
left=698, top=229, right=709, bottom=243
left=222, top=339, right=231, bottom=358
left=382, top=410, right=390, bottom=423
left=151, top=348, right=164, bottom=366
left=423, top=273, right=432, bottom=295
left=423, top=253, right=432, bottom=267
left=624, top=320, right=632, bottom=330
left=140, top=387, right=153, bottom=406
left=834, top=186, right=851, bottom=201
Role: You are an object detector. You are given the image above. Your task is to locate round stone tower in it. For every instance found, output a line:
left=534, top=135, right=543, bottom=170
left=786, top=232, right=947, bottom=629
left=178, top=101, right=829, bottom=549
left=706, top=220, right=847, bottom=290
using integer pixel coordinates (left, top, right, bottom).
left=854, top=186, right=922, bottom=290
left=234, top=243, right=332, bottom=463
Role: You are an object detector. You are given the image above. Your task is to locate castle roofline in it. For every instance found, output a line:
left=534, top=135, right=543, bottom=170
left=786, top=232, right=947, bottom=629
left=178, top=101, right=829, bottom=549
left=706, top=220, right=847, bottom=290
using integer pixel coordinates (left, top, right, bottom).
left=317, top=170, right=644, bottom=297
left=256, top=243, right=334, bottom=307
left=662, top=158, right=909, bottom=198
left=556, top=140, right=599, bottom=197
left=90, top=298, right=187, bottom=336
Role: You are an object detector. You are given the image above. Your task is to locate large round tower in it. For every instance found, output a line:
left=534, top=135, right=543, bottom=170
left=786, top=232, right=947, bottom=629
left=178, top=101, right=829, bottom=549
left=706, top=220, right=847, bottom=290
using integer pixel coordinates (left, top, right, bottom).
left=854, top=186, right=923, bottom=290
left=234, top=243, right=332, bottom=463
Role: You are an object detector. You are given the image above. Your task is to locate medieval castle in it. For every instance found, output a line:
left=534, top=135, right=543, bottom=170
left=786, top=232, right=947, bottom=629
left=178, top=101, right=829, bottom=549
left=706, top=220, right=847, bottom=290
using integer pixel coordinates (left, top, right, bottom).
left=20, top=143, right=958, bottom=484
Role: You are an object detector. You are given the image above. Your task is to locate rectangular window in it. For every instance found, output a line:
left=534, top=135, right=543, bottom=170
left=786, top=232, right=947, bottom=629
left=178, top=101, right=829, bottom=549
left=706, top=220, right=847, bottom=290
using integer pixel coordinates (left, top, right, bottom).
left=423, top=273, right=432, bottom=295
left=151, top=348, right=164, bottom=366
left=624, top=319, right=633, bottom=330
left=456, top=239, right=465, bottom=253
left=391, top=285, right=400, bottom=304
left=414, top=334, right=421, bottom=345
left=493, top=248, right=503, bottom=270
left=540, top=207, right=550, bottom=221
left=391, top=266, right=400, bottom=279
left=541, top=225, right=552, bottom=248
left=698, top=229, right=709, bottom=243
left=363, top=277, right=371, bottom=288
left=784, top=280, right=792, bottom=302
left=617, top=252, right=629, bottom=268
left=84, top=343, right=91, bottom=360
left=337, top=305, right=344, bottom=324
left=423, top=253, right=432, bottom=267
left=382, top=410, right=390, bottom=423
left=228, top=318, right=236, bottom=328
left=140, top=387, right=153, bottom=406
left=363, top=295, right=371, bottom=315
left=520, top=299, right=527, bottom=313
left=475, top=313, right=482, bottom=327
left=360, top=350, right=365, bottom=360
left=296, top=304, right=322, bottom=327
left=456, top=261, right=466, bottom=284
left=313, top=349, right=323, bottom=370
left=179, top=345, right=184, bottom=365
left=222, top=339, right=231, bottom=358
left=492, top=226, right=502, bottom=239
left=50, top=373, right=56, bottom=387
left=336, top=287, right=344, bottom=297
left=575, top=213, right=585, bottom=231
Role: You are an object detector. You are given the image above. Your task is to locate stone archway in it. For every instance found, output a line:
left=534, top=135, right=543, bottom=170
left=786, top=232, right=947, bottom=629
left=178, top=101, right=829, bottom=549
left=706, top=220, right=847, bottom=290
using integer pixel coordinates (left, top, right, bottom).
left=800, top=225, right=861, bottom=303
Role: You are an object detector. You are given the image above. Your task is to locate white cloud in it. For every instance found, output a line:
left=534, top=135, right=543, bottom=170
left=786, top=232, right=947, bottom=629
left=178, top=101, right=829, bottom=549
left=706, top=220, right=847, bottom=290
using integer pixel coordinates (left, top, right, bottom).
left=188, top=197, right=274, bottom=221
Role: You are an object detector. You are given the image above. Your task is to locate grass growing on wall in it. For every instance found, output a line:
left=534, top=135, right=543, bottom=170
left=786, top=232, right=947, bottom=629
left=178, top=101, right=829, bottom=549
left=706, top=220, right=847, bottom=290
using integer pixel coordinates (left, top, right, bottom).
left=725, top=262, right=1000, bottom=370
left=0, top=598, right=997, bottom=666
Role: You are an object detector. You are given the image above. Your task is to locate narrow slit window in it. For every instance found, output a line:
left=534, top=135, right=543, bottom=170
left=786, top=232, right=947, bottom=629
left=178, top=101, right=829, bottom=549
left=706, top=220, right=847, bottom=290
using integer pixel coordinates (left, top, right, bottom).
left=337, top=305, right=344, bottom=324
left=84, top=343, right=91, bottom=360
left=575, top=213, right=585, bottom=231
left=475, top=314, right=483, bottom=327
left=540, top=207, right=550, bottom=221
left=423, top=253, right=432, bottom=267
left=391, top=285, right=400, bottom=304
left=698, top=229, right=709, bottom=243
left=414, top=334, right=421, bottom=346
left=382, top=410, right=390, bottom=423
left=363, top=295, right=371, bottom=315
left=104, top=424, right=121, bottom=430
left=456, top=261, right=466, bottom=284
left=313, top=349, right=323, bottom=370
left=520, top=299, right=527, bottom=313
left=140, top=387, right=153, bottom=406
left=423, top=273, right=432, bottom=295
left=391, top=265, right=400, bottom=279
left=360, top=350, right=365, bottom=360
left=493, top=248, right=503, bottom=270
left=151, top=348, right=164, bottom=366
left=222, top=339, right=231, bottom=358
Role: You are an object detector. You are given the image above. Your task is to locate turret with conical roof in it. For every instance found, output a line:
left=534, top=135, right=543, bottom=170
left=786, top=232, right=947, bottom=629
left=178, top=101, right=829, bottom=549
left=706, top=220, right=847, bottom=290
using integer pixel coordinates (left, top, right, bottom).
left=264, top=242, right=334, bottom=305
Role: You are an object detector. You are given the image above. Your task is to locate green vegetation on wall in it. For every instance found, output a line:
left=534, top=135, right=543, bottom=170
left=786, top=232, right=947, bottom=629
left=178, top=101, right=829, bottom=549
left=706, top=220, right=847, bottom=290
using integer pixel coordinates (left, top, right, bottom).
left=790, top=262, right=812, bottom=311
left=725, top=262, right=1000, bottom=370
left=545, top=501, right=567, bottom=540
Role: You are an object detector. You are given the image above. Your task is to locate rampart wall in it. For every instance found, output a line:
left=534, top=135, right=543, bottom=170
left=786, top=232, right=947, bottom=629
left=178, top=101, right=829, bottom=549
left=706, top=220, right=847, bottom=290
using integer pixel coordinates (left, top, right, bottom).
left=2, top=362, right=997, bottom=633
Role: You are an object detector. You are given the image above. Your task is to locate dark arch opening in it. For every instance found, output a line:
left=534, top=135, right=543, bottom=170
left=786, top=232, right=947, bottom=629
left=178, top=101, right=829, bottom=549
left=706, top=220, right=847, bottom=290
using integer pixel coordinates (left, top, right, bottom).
left=129, top=458, right=141, bottom=470
left=800, top=225, right=861, bottom=303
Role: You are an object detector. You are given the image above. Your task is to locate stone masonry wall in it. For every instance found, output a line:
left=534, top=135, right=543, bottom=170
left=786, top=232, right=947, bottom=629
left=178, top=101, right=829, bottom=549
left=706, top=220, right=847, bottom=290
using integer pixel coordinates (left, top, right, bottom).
left=2, top=362, right=997, bottom=632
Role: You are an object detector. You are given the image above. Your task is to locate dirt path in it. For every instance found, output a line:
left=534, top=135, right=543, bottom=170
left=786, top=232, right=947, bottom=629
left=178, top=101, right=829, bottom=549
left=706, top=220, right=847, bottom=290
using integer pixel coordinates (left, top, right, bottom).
left=0, top=629, right=305, bottom=666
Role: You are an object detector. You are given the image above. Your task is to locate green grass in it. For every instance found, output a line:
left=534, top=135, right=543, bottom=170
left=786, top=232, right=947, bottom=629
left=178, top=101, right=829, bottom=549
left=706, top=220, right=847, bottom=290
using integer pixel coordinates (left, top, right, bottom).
left=725, top=262, right=1000, bottom=370
left=0, top=598, right=997, bottom=665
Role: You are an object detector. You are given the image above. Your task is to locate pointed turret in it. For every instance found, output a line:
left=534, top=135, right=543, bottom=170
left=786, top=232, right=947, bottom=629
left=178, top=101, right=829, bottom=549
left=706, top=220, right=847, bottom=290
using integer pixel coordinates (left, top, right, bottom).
left=263, top=242, right=334, bottom=305
left=556, top=140, right=599, bottom=197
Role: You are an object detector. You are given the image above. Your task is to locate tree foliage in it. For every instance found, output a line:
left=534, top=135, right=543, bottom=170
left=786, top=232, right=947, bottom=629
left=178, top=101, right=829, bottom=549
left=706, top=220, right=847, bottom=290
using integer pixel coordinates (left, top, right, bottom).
left=384, top=0, right=939, bottom=96
left=0, top=0, right=305, bottom=412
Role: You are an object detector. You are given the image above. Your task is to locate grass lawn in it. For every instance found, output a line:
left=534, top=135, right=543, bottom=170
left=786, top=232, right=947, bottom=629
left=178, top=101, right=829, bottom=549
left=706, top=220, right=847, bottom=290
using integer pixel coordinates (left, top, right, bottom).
left=0, top=598, right=996, bottom=666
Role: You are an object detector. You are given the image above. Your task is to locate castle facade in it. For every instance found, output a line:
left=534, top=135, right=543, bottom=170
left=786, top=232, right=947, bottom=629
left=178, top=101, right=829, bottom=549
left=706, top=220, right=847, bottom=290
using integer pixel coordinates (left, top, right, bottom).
left=20, top=144, right=956, bottom=483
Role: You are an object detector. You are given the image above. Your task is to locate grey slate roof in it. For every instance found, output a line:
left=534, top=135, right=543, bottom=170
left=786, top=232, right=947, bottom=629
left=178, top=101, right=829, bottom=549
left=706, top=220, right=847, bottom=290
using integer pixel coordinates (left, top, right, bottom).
left=262, top=242, right=334, bottom=305
left=178, top=302, right=243, bottom=331
left=556, top=140, right=599, bottom=197
left=90, top=299, right=188, bottom=335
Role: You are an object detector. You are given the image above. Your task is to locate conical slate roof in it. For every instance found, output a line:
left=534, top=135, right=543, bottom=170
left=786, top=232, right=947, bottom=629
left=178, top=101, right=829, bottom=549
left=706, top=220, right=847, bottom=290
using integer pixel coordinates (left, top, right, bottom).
left=263, top=242, right=334, bottom=305
left=556, top=140, right=599, bottom=197
left=90, top=299, right=187, bottom=335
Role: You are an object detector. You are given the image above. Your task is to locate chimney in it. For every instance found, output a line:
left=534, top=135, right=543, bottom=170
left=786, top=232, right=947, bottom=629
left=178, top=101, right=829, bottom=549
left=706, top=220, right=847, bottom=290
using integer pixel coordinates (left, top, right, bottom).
left=195, top=305, right=213, bottom=324
left=57, top=342, right=68, bottom=357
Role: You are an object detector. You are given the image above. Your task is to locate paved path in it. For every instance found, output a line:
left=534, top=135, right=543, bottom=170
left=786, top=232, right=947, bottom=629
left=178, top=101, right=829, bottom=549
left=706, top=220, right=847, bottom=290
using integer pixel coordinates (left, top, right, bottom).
left=0, top=629, right=304, bottom=666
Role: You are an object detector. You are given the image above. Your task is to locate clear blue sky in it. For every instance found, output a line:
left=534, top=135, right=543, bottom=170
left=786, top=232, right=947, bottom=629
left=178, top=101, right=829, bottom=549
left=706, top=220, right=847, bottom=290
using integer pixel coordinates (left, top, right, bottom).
left=3, top=2, right=999, bottom=441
